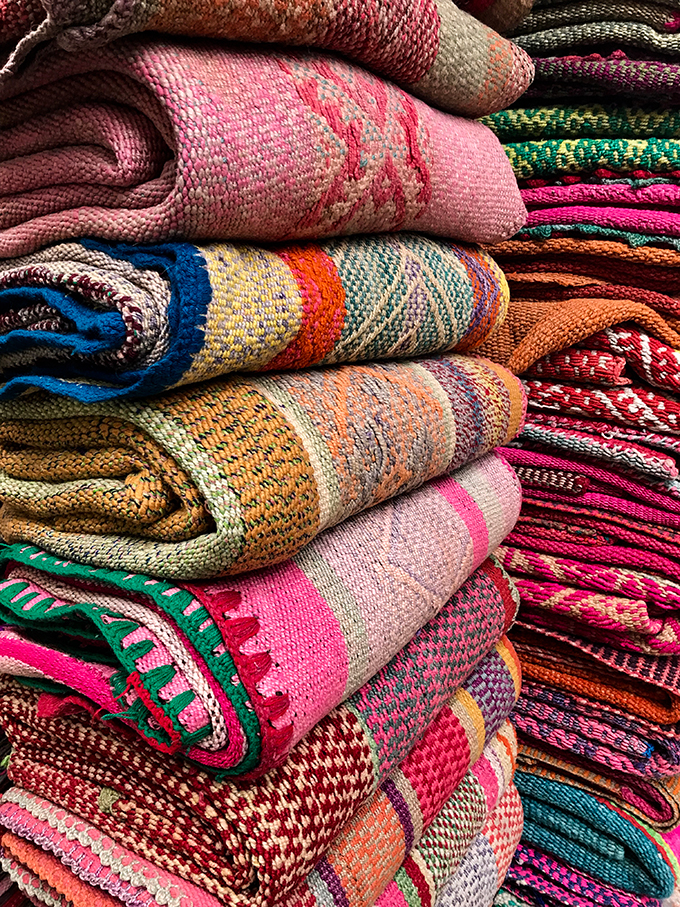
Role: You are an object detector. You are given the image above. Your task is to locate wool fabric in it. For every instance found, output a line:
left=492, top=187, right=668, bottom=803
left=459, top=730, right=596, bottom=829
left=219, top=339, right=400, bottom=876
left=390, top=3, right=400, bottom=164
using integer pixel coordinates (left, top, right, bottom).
left=518, top=742, right=680, bottom=833
left=460, top=0, right=535, bottom=33
left=0, top=599, right=519, bottom=907
left=0, top=452, right=521, bottom=775
left=0, top=0, right=534, bottom=116
left=0, top=38, right=528, bottom=258
left=501, top=843, right=669, bottom=907
left=0, top=236, right=509, bottom=402
left=516, top=774, right=679, bottom=898
left=379, top=783, right=524, bottom=907
left=0, top=354, right=525, bottom=580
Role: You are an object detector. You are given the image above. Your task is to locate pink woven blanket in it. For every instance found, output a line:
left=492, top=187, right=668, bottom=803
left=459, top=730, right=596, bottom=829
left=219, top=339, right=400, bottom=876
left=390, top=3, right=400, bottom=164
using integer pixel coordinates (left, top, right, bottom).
left=0, top=38, right=527, bottom=258
left=0, top=0, right=534, bottom=116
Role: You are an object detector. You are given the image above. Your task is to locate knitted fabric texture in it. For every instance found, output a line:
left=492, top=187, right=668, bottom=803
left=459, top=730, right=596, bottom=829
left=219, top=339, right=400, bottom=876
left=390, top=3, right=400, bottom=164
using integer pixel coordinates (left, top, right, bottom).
left=0, top=354, right=525, bottom=580
left=0, top=453, right=521, bottom=775
left=517, top=742, right=680, bottom=832
left=0, top=0, right=535, bottom=116
left=515, top=773, right=679, bottom=898
left=0, top=38, right=528, bottom=259
left=501, top=843, right=669, bottom=907
left=378, top=783, right=524, bottom=907
left=0, top=237, right=509, bottom=402
left=0, top=560, right=519, bottom=907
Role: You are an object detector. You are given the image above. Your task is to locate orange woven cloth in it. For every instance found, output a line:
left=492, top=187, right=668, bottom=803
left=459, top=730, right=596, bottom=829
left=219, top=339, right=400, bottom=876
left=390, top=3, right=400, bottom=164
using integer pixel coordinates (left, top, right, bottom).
left=511, top=628, right=680, bottom=726
left=478, top=238, right=680, bottom=373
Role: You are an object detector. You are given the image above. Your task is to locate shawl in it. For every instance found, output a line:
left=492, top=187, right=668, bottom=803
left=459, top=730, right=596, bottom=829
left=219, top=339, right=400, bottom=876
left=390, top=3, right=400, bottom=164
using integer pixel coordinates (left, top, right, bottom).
left=476, top=240, right=680, bottom=374
left=379, top=783, right=523, bottom=907
left=500, top=843, right=669, bottom=907
left=0, top=453, right=521, bottom=776
left=0, top=624, right=519, bottom=907
left=517, top=742, right=680, bottom=832
left=0, top=0, right=535, bottom=117
left=512, top=628, right=680, bottom=725
left=0, top=237, right=509, bottom=402
left=0, top=354, right=525, bottom=580
left=0, top=39, right=528, bottom=259
left=483, top=105, right=680, bottom=181
left=481, top=105, right=680, bottom=239
left=515, top=775, right=679, bottom=898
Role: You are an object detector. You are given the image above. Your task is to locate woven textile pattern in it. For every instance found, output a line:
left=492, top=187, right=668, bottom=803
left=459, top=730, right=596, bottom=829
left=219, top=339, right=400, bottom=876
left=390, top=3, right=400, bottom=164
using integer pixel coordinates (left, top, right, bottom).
left=0, top=453, right=521, bottom=775
left=501, top=843, right=668, bottom=907
left=458, top=0, right=535, bottom=33
left=0, top=39, right=528, bottom=258
left=514, top=680, right=680, bottom=778
left=0, top=354, right=525, bottom=580
left=0, top=237, right=509, bottom=402
left=0, top=0, right=535, bottom=116
left=0, top=559, right=519, bottom=907
left=528, top=54, right=680, bottom=104
left=518, top=742, right=680, bottom=832
left=515, top=774, right=679, bottom=898
left=294, top=670, right=520, bottom=907
left=378, top=783, right=523, bottom=907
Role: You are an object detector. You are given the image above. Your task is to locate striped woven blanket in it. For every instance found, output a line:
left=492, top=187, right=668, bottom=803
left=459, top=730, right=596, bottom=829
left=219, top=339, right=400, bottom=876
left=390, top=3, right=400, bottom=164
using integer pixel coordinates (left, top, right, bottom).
left=518, top=742, right=680, bottom=833
left=510, top=0, right=680, bottom=103
left=515, top=774, right=679, bottom=898
left=378, top=782, right=523, bottom=907
left=0, top=596, right=519, bottom=907
left=0, top=236, right=508, bottom=402
left=0, top=39, right=527, bottom=259
left=0, top=0, right=534, bottom=116
left=482, top=106, right=680, bottom=242
left=0, top=452, right=521, bottom=776
left=0, top=354, right=525, bottom=580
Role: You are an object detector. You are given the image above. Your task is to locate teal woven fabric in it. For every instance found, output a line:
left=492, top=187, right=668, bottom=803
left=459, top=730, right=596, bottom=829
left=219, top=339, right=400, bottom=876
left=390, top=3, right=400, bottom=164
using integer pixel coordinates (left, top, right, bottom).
left=516, top=772, right=677, bottom=899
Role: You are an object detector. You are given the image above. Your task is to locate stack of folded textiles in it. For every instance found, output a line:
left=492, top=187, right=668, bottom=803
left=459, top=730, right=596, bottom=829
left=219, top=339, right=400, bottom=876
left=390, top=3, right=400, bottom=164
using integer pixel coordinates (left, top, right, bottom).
left=476, top=6, right=680, bottom=907
left=0, top=0, right=538, bottom=904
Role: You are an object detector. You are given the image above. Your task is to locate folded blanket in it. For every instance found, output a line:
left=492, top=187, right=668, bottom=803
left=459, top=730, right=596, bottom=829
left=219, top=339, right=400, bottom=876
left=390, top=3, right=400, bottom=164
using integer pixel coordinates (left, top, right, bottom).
left=513, top=1, right=680, bottom=41
left=483, top=105, right=680, bottom=182
left=379, top=783, right=523, bottom=907
left=518, top=742, right=680, bottom=832
left=0, top=39, right=528, bottom=259
left=0, top=559, right=518, bottom=907
left=0, top=0, right=534, bottom=117
left=501, top=843, right=668, bottom=907
left=499, top=546, right=680, bottom=656
left=0, top=354, right=525, bottom=580
left=527, top=54, right=680, bottom=104
left=0, top=453, right=521, bottom=775
left=515, top=774, right=679, bottom=898
left=515, top=679, right=680, bottom=777
left=512, top=628, right=680, bottom=725
left=0, top=236, right=509, bottom=402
